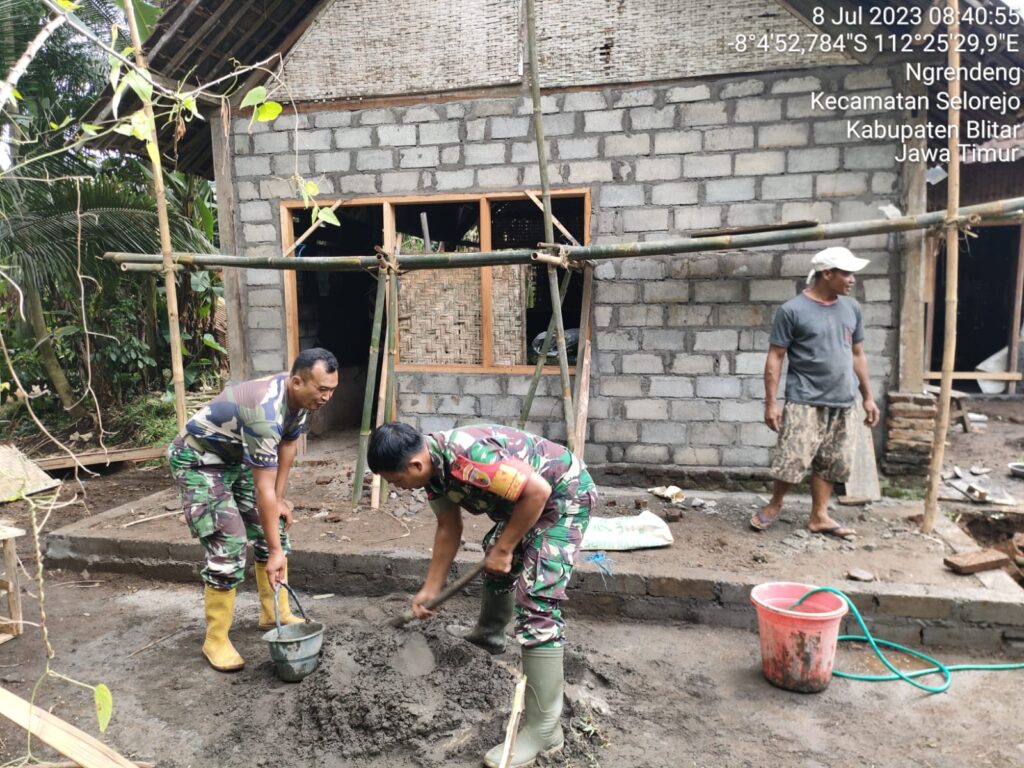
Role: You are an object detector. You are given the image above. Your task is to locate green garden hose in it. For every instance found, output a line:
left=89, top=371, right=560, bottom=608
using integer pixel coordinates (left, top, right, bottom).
left=793, top=587, right=1024, bottom=695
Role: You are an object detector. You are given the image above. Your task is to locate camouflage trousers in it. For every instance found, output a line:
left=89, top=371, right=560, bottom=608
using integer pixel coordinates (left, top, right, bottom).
left=481, top=481, right=597, bottom=649
left=167, top=436, right=290, bottom=590
left=770, top=403, right=854, bottom=485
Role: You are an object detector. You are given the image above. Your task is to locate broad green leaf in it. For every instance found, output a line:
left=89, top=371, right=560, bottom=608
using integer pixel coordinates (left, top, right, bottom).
left=255, top=101, right=282, bottom=122
left=108, top=57, right=122, bottom=91
left=49, top=122, right=58, bottom=130
left=202, top=333, right=227, bottom=354
left=81, top=123, right=100, bottom=136
left=181, top=95, right=197, bottom=120
left=239, top=86, right=267, bottom=109
left=124, top=70, right=153, bottom=104
left=317, top=208, right=340, bottom=227
left=130, top=110, right=154, bottom=142
left=55, top=0, right=81, bottom=10
left=304, top=180, right=319, bottom=197
left=93, top=684, right=112, bottom=732
left=145, top=140, right=160, bottom=167
left=111, top=76, right=130, bottom=118
left=111, top=122, right=134, bottom=136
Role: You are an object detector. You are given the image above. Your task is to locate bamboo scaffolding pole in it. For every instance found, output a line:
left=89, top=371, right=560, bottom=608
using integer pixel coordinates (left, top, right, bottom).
left=104, top=195, right=1024, bottom=275
left=518, top=271, right=572, bottom=428
left=124, top=0, right=187, bottom=429
left=573, top=263, right=595, bottom=455
left=526, top=0, right=575, bottom=451
left=923, top=0, right=961, bottom=534
left=352, top=271, right=388, bottom=504
left=374, top=264, right=400, bottom=508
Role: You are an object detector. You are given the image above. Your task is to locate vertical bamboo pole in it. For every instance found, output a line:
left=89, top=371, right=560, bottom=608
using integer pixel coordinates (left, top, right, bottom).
left=526, top=0, right=575, bottom=451
left=518, top=271, right=571, bottom=427
left=374, top=266, right=399, bottom=506
left=922, top=0, right=961, bottom=534
left=352, top=271, right=388, bottom=504
left=125, top=0, right=187, bottom=429
left=572, top=263, right=594, bottom=455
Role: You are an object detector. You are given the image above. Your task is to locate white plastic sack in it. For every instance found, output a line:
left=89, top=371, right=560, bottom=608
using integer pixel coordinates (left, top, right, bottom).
left=581, top=510, right=674, bottom=551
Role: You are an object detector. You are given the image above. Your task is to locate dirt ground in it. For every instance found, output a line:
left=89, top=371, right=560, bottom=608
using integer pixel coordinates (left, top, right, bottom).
left=0, top=572, right=1022, bottom=768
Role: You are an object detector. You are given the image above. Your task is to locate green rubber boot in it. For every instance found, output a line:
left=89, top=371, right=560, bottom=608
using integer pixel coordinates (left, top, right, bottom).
left=483, top=646, right=565, bottom=768
left=445, top=585, right=513, bottom=654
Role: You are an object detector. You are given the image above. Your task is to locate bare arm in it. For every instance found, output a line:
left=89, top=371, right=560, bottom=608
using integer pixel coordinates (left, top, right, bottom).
left=763, top=344, right=787, bottom=432
left=274, top=439, right=298, bottom=530
left=251, top=465, right=286, bottom=585
left=851, top=342, right=880, bottom=426
left=411, top=499, right=464, bottom=618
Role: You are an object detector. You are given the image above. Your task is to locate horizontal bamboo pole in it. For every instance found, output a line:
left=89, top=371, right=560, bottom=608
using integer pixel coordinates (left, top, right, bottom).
left=105, top=194, right=1024, bottom=274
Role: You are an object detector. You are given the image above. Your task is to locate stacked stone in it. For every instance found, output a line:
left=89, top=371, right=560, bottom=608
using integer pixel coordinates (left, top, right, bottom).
left=882, top=392, right=936, bottom=476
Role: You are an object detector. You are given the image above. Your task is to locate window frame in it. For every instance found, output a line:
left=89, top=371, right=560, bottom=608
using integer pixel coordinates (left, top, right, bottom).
left=281, top=187, right=591, bottom=373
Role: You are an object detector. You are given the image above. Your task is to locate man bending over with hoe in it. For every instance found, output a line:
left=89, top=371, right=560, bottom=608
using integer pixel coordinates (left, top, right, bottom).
left=368, top=422, right=598, bottom=768
left=168, top=348, right=338, bottom=671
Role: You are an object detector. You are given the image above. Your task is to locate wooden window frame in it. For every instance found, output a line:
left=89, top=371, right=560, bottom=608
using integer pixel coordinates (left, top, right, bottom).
left=280, top=188, right=591, bottom=374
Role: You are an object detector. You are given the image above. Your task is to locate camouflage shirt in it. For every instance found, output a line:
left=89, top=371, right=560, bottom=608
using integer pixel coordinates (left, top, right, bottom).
left=424, top=424, right=593, bottom=524
left=181, top=373, right=308, bottom=468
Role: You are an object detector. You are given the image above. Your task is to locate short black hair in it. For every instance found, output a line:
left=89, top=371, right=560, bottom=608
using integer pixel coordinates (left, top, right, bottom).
left=368, top=422, right=425, bottom=473
left=291, top=347, right=338, bottom=377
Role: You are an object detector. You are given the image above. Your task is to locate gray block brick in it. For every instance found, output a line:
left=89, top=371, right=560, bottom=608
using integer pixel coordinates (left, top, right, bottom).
left=693, top=329, right=738, bottom=351
left=490, top=116, right=529, bottom=139
left=436, top=169, right=475, bottom=190
left=681, top=102, right=727, bottom=126
left=248, top=308, right=283, bottom=329
left=750, top=279, right=798, bottom=302
left=635, top=157, right=681, bottom=181
left=403, top=106, right=440, bottom=122
left=695, top=376, right=744, bottom=401
left=477, top=396, right=522, bottom=418
left=249, top=329, right=281, bottom=351
left=650, top=182, right=697, bottom=206
left=516, top=95, right=560, bottom=115
left=243, top=223, right=277, bottom=243
left=814, top=119, right=867, bottom=145
left=298, top=130, right=332, bottom=151
left=619, top=305, right=664, bottom=326
left=670, top=399, right=717, bottom=421
left=622, top=353, right=664, bottom=374
left=568, top=161, right=614, bottom=183
left=734, top=352, right=766, bottom=375
left=239, top=201, right=271, bottom=222
left=314, top=111, right=353, bottom=128
left=673, top=446, right=720, bottom=464
left=674, top=205, right=722, bottom=230
left=247, top=288, right=281, bottom=307
left=694, top=280, right=743, bottom=303
left=630, top=106, right=675, bottom=130
left=872, top=171, right=897, bottom=194
left=643, top=280, right=689, bottom=303
left=595, top=282, right=638, bottom=303
left=619, top=258, right=665, bottom=280
left=740, top=422, right=777, bottom=447
left=758, top=123, right=809, bottom=148
left=682, top=154, right=731, bottom=178
left=844, top=145, right=897, bottom=169
left=704, top=126, right=754, bottom=151
left=253, top=132, right=289, bottom=154
left=734, top=151, right=785, bottom=175
left=334, top=126, right=373, bottom=149
left=314, top=152, right=351, bottom=173
left=725, top=203, right=778, bottom=227
left=718, top=305, right=773, bottom=326
left=721, top=79, right=764, bottom=99
left=418, top=121, right=460, bottom=145
left=641, top=329, right=687, bottom=351
left=584, top=110, right=625, bottom=132
left=466, top=118, right=487, bottom=141
left=509, top=141, right=542, bottom=164
left=817, top=172, right=868, bottom=197
left=706, top=177, right=755, bottom=203
left=648, top=376, right=694, bottom=398
left=788, top=147, right=841, bottom=172
left=440, top=146, right=462, bottom=165
left=377, top=124, right=417, bottom=146
left=604, top=133, right=651, bottom=156
left=477, top=167, right=520, bottom=187
left=400, top=146, right=439, bottom=168
left=625, top=444, right=670, bottom=463
left=762, top=173, right=813, bottom=199
left=600, top=185, right=645, bottom=207
left=668, top=305, right=714, bottom=326
left=542, top=112, right=577, bottom=136
left=358, top=108, right=394, bottom=125
left=654, top=131, right=702, bottom=155
left=781, top=201, right=833, bottom=223
left=670, top=356, right=715, bottom=376
left=599, top=376, right=644, bottom=397
left=593, top=420, right=638, bottom=442
left=465, top=143, right=506, bottom=165
left=558, top=137, right=600, bottom=160
left=734, top=98, right=782, bottom=123
left=356, top=149, right=394, bottom=171
left=595, top=329, right=640, bottom=350
left=613, top=88, right=656, bottom=108
left=341, top=175, right=377, bottom=194
left=624, top=399, right=669, bottom=420
left=689, top=421, right=738, bottom=444
left=640, top=421, right=685, bottom=444
left=271, top=153, right=309, bottom=176
left=622, top=208, right=669, bottom=232
left=235, top=156, right=271, bottom=177
left=721, top=446, right=769, bottom=465
left=380, top=171, right=420, bottom=193
left=668, top=84, right=710, bottom=102
left=563, top=92, right=607, bottom=111
left=719, top=400, right=764, bottom=421
left=237, top=181, right=259, bottom=200
left=251, top=352, right=285, bottom=372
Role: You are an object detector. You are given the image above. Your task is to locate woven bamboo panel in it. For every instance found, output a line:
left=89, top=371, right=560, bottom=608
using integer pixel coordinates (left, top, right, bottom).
left=399, top=269, right=483, bottom=365
left=490, top=265, right=527, bottom=366
left=280, top=0, right=520, bottom=101
left=535, top=0, right=848, bottom=87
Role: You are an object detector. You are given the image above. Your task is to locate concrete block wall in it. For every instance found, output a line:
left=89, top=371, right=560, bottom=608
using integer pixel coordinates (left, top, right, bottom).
left=230, top=64, right=902, bottom=477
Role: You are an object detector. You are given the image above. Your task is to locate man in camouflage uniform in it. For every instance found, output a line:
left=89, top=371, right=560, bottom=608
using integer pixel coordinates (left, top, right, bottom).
left=368, top=421, right=597, bottom=768
left=168, top=348, right=338, bottom=672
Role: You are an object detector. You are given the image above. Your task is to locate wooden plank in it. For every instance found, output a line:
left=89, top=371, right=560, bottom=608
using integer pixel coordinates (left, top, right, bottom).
left=0, top=445, right=60, bottom=502
left=923, top=371, right=1023, bottom=381
left=34, top=446, right=166, bottom=471
left=280, top=204, right=299, bottom=368
left=480, top=198, right=494, bottom=368
left=944, top=549, right=1011, bottom=575
left=0, top=685, right=138, bottom=768
left=839, top=402, right=881, bottom=504
left=572, top=263, right=594, bottom=456
left=687, top=220, right=817, bottom=238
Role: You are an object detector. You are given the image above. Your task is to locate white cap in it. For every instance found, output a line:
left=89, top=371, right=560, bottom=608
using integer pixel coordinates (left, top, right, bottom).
left=806, top=246, right=870, bottom=285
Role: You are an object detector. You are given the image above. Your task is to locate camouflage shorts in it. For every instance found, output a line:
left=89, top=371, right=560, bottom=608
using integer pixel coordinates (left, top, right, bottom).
left=481, top=481, right=598, bottom=649
left=167, top=436, right=290, bottom=590
left=770, top=403, right=853, bottom=485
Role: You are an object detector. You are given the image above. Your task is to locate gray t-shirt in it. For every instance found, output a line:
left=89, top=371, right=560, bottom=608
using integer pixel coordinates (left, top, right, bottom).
left=769, top=291, right=864, bottom=408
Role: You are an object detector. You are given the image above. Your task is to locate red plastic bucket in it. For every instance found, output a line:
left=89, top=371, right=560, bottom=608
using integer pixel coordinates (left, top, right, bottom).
left=750, top=582, right=848, bottom=693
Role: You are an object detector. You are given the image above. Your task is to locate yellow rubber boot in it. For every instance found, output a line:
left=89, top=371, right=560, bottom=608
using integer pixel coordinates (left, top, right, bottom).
left=255, top=562, right=305, bottom=630
left=202, top=586, right=244, bottom=672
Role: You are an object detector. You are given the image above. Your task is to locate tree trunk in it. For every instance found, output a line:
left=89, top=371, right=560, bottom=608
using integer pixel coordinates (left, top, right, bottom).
left=24, top=282, right=88, bottom=421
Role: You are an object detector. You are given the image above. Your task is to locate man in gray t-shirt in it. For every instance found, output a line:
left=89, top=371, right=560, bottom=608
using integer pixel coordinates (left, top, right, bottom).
left=750, top=247, right=880, bottom=539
